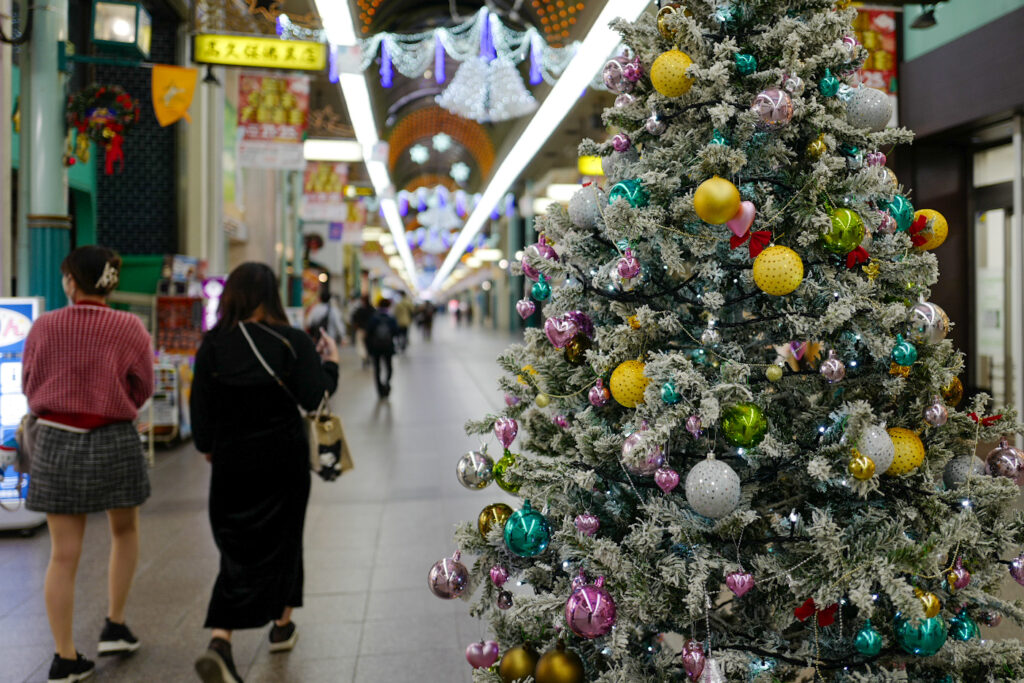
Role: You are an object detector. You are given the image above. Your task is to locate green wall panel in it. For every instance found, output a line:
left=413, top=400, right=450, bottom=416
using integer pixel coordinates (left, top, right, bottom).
left=903, top=0, right=1024, bottom=61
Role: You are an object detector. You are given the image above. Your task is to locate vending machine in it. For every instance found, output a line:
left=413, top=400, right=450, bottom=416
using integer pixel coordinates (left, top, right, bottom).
left=0, top=297, right=46, bottom=533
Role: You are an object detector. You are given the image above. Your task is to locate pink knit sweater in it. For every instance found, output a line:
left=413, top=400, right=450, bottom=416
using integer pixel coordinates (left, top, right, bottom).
left=23, top=302, right=155, bottom=429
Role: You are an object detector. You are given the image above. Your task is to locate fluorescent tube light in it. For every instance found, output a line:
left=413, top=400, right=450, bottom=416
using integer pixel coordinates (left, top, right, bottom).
left=304, top=138, right=363, bottom=162
left=545, top=183, right=580, bottom=202
left=474, top=248, right=503, bottom=262
left=428, top=0, right=650, bottom=293
left=532, top=197, right=559, bottom=216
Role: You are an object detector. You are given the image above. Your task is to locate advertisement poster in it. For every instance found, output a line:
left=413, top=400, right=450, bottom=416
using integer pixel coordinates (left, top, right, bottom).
left=344, top=200, right=368, bottom=244
left=0, top=298, right=42, bottom=511
left=301, top=161, right=349, bottom=220
left=237, top=73, right=309, bottom=169
left=854, top=9, right=897, bottom=94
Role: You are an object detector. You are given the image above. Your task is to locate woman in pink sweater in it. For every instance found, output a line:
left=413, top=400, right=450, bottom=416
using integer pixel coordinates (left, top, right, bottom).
left=23, top=246, right=154, bottom=683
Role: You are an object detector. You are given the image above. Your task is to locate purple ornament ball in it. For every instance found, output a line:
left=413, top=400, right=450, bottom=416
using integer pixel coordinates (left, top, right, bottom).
left=565, top=574, right=616, bottom=638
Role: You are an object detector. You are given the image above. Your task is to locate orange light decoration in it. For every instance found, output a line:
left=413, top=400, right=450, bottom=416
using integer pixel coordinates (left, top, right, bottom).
left=531, top=1, right=585, bottom=45
left=387, top=106, right=495, bottom=179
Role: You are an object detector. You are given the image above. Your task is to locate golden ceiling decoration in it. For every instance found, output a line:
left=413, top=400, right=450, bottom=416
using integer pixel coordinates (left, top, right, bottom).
left=388, top=106, right=494, bottom=178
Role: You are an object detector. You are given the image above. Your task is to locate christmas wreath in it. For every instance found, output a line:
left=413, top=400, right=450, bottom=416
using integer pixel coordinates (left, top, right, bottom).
left=65, top=84, right=140, bottom=174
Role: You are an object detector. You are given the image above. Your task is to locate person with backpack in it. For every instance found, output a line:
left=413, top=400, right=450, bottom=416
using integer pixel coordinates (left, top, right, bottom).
left=363, top=299, right=399, bottom=399
left=304, top=288, right=345, bottom=346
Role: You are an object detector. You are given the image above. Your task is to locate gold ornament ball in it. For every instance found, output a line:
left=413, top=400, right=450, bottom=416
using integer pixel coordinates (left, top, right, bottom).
left=915, top=588, right=942, bottom=619
left=848, top=449, right=876, bottom=480
left=942, top=377, right=964, bottom=406
left=889, top=362, right=910, bottom=378
left=694, top=176, right=741, bottom=225
left=753, top=246, right=804, bottom=296
left=807, top=133, right=827, bottom=160
left=765, top=365, right=783, bottom=382
left=478, top=503, right=514, bottom=538
left=535, top=643, right=585, bottom=683
left=610, top=360, right=649, bottom=408
left=914, top=209, right=948, bottom=251
left=651, top=49, right=694, bottom=98
left=885, top=427, right=925, bottom=476
left=656, top=4, right=684, bottom=40
left=500, top=645, right=540, bottom=683
left=536, top=393, right=551, bottom=408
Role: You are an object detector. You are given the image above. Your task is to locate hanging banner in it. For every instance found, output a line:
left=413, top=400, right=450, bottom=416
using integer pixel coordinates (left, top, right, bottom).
left=194, top=34, right=327, bottom=72
left=344, top=200, right=368, bottom=244
left=854, top=9, right=897, bottom=94
left=237, top=73, right=309, bottom=169
left=300, top=161, right=349, bottom=220
left=152, top=65, right=198, bottom=126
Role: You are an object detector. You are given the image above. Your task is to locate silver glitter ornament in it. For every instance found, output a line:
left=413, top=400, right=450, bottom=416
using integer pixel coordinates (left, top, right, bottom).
left=456, top=450, right=494, bottom=489
left=614, top=93, right=637, bottom=108
left=943, top=455, right=984, bottom=489
left=700, top=322, right=720, bottom=346
left=845, top=86, right=892, bottom=133
left=819, top=350, right=846, bottom=383
left=684, top=455, right=741, bottom=519
left=924, top=395, right=948, bottom=427
left=645, top=112, right=667, bottom=136
left=858, top=424, right=895, bottom=474
left=568, top=184, right=606, bottom=230
left=908, top=300, right=950, bottom=344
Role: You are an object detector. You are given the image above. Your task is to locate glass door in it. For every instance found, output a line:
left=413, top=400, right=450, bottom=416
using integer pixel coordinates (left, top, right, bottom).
left=974, top=207, right=1013, bottom=406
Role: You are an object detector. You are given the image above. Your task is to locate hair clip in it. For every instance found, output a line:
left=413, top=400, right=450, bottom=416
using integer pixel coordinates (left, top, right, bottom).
left=95, top=262, right=119, bottom=290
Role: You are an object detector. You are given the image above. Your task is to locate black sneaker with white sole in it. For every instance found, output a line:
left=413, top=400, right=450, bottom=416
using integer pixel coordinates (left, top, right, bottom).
left=98, top=617, right=140, bottom=656
left=268, top=621, right=298, bottom=653
left=195, top=637, right=244, bottom=683
left=47, top=652, right=95, bottom=683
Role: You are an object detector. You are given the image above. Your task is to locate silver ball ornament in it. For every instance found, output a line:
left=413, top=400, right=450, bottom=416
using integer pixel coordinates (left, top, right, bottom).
left=751, top=88, right=794, bottom=128
left=858, top=424, right=895, bottom=475
left=781, top=73, right=804, bottom=96
left=568, top=184, right=606, bottom=230
left=924, top=395, right=948, bottom=427
left=614, top=93, right=637, bottom=108
left=908, top=300, right=950, bottom=344
left=845, top=86, right=892, bottom=133
left=943, top=455, right=984, bottom=489
left=684, top=455, right=741, bottom=519
left=621, top=432, right=665, bottom=476
left=602, top=57, right=633, bottom=94
left=428, top=551, right=470, bottom=599
left=700, top=324, right=720, bottom=346
left=819, top=350, right=846, bottom=383
left=456, top=450, right=494, bottom=489
left=645, top=112, right=667, bottom=136
left=985, top=438, right=1024, bottom=485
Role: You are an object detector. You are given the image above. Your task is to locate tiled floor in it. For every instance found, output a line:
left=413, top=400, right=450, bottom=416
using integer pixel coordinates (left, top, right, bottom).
left=0, top=319, right=520, bottom=683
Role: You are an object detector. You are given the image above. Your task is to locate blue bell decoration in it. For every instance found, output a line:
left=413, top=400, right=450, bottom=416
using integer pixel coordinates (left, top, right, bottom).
left=891, top=334, right=918, bottom=366
left=504, top=499, right=551, bottom=557
left=608, top=179, right=649, bottom=208
left=818, top=68, right=840, bottom=97
left=895, top=614, right=947, bottom=657
left=854, top=619, right=883, bottom=657
left=885, top=194, right=915, bottom=232
left=531, top=274, right=551, bottom=302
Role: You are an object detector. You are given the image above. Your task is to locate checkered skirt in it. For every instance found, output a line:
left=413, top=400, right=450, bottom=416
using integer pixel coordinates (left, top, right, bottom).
left=26, top=422, right=150, bottom=514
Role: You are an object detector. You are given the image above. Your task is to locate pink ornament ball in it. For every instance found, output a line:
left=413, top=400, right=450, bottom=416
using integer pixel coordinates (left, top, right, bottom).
left=428, top=551, right=469, bottom=599
left=565, top=573, right=616, bottom=639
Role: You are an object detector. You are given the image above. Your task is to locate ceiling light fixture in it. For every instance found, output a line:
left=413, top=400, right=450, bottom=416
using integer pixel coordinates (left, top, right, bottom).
left=315, top=0, right=419, bottom=291
left=426, top=0, right=648, bottom=296
left=303, top=138, right=363, bottom=162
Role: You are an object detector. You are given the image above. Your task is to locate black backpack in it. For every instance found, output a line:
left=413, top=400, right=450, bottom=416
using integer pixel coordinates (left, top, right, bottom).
left=367, top=314, right=394, bottom=353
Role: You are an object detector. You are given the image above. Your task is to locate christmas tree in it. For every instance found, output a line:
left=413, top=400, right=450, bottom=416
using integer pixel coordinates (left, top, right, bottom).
left=429, top=2, right=1024, bottom=681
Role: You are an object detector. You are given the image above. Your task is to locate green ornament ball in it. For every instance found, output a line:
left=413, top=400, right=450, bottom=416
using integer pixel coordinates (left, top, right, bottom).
left=819, top=68, right=840, bottom=97
left=949, top=610, right=980, bottom=642
left=710, top=130, right=730, bottom=146
left=735, top=52, right=757, bottom=75
left=854, top=619, right=883, bottom=657
left=608, top=179, right=649, bottom=208
left=493, top=451, right=520, bottom=493
left=721, top=402, right=768, bottom=448
left=885, top=194, right=915, bottom=232
left=503, top=499, right=551, bottom=557
left=531, top=278, right=551, bottom=302
left=823, top=208, right=865, bottom=254
left=895, top=615, right=947, bottom=657
left=765, top=365, right=783, bottom=382
left=661, top=381, right=681, bottom=404
left=891, top=334, right=918, bottom=366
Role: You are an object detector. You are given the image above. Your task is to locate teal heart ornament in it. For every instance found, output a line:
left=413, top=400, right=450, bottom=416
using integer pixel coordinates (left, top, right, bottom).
left=608, top=179, right=649, bottom=208
left=895, top=615, right=947, bottom=657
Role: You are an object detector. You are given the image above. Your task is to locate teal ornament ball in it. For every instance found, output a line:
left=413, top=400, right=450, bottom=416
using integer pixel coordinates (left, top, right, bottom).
left=735, top=53, right=757, bottom=75
left=531, top=276, right=551, bottom=302
left=608, top=179, right=649, bottom=208
left=885, top=194, right=915, bottom=232
left=950, top=610, right=980, bottom=642
left=710, top=130, right=730, bottom=146
left=818, top=68, right=840, bottom=97
left=721, top=402, right=768, bottom=448
left=895, top=615, right=947, bottom=657
left=854, top=619, right=883, bottom=657
left=504, top=499, right=551, bottom=557
left=661, top=381, right=681, bottom=405
left=891, top=334, right=918, bottom=366
left=824, top=208, right=865, bottom=254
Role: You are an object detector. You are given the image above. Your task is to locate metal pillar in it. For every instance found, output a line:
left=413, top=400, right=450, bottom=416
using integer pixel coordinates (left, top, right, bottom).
left=205, top=67, right=226, bottom=275
left=290, top=170, right=303, bottom=306
left=21, top=0, right=68, bottom=308
left=1011, top=115, right=1024, bottom=445
left=507, top=211, right=523, bottom=332
left=0, top=0, right=12, bottom=296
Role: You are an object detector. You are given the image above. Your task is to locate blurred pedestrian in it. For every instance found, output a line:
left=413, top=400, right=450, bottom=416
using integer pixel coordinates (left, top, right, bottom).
left=419, top=302, right=435, bottom=341
left=350, top=295, right=374, bottom=368
left=393, top=291, right=414, bottom=353
left=364, top=299, right=398, bottom=399
left=23, top=246, right=154, bottom=683
left=191, top=263, right=339, bottom=683
left=305, top=288, right=345, bottom=346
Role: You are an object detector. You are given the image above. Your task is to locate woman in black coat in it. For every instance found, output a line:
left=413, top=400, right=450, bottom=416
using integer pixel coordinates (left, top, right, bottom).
left=190, top=263, right=339, bottom=683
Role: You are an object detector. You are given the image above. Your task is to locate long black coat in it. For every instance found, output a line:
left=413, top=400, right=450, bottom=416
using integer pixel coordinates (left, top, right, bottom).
left=191, top=322, right=338, bottom=630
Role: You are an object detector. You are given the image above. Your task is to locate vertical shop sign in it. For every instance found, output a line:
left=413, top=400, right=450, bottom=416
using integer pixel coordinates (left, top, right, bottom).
left=0, top=298, right=42, bottom=507
left=854, top=9, right=897, bottom=94
left=328, top=222, right=344, bottom=241
left=300, top=161, right=349, bottom=220
left=344, top=200, right=368, bottom=245
left=236, top=73, right=309, bottom=169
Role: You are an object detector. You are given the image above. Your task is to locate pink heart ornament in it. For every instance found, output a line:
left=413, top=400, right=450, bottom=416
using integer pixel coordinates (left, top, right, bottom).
left=726, top=570, right=755, bottom=597
left=654, top=467, right=680, bottom=493
left=466, top=640, right=500, bottom=669
left=493, top=417, right=518, bottom=449
left=726, top=200, right=756, bottom=238
left=515, top=298, right=536, bottom=320
left=574, top=513, right=600, bottom=536
left=544, top=316, right=579, bottom=349
left=681, top=644, right=706, bottom=681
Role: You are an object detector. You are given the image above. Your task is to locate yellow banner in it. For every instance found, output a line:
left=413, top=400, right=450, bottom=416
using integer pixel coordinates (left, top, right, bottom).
left=151, top=65, right=198, bottom=127
left=193, top=34, right=327, bottom=72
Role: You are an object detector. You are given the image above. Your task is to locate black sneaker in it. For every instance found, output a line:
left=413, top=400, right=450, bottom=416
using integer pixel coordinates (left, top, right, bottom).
left=195, top=638, right=243, bottom=683
left=98, top=617, right=140, bottom=656
left=47, top=653, right=95, bottom=683
left=268, top=621, right=298, bottom=653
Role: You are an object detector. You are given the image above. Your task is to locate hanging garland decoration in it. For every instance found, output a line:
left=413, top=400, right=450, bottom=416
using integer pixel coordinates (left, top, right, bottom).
left=65, top=85, right=140, bottom=175
left=359, top=8, right=578, bottom=88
